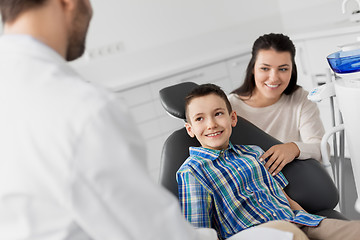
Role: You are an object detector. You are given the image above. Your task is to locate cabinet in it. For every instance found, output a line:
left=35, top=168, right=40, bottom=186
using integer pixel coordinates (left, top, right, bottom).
left=225, top=54, right=251, bottom=91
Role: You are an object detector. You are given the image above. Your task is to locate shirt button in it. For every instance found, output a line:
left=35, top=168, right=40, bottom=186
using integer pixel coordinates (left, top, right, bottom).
left=246, top=187, right=250, bottom=191
left=238, top=168, right=241, bottom=171
left=258, top=199, right=262, bottom=203
left=273, top=213, right=277, bottom=217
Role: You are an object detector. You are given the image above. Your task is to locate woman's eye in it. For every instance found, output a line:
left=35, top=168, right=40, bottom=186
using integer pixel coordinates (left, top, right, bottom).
left=279, top=68, right=289, bottom=72
left=261, top=67, right=269, bottom=71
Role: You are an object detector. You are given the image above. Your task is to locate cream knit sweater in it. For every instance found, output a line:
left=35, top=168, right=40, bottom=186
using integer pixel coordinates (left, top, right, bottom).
left=228, top=88, right=324, bottom=161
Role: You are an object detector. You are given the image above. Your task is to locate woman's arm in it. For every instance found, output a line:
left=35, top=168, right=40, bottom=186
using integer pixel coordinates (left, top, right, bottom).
left=295, top=90, right=325, bottom=161
left=261, top=89, right=325, bottom=175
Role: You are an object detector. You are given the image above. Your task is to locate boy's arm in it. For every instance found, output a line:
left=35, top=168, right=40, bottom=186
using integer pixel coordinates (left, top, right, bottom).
left=282, top=189, right=305, bottom=212
left=177, top=169, right=213, bottom=228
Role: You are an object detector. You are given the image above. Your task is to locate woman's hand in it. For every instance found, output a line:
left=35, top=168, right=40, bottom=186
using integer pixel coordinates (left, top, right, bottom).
left=260, top=142, right=300, bottom=176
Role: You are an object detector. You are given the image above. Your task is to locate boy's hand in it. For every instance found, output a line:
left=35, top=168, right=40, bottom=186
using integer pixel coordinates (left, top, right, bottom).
left=260, top=143, right=300, bottom=176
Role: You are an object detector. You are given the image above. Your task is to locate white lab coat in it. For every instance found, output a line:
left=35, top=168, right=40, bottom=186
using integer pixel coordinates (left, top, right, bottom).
left=0, top=35, right=215, bottom=240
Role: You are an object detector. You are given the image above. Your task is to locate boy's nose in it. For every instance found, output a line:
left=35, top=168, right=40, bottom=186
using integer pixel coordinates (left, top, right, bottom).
left=207, top=118, right=218, bottom=129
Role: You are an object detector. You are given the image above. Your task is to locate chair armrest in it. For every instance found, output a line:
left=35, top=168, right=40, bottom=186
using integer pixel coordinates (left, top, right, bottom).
left=282, top=159, right=339, bottom=213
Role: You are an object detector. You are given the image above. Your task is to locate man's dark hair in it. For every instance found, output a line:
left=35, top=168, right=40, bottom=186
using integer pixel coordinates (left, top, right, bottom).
left=185, top=83, right=232, bottom=122
left=0, top=0, right=47, bottom=23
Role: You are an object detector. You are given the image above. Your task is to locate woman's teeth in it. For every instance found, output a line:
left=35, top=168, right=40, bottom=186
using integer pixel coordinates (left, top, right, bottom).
left=266, top=83, right=279, bottom=88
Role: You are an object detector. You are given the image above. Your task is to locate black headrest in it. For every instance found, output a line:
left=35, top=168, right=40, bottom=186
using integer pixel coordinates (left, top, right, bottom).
left=159, top=82, right=199, bottom=119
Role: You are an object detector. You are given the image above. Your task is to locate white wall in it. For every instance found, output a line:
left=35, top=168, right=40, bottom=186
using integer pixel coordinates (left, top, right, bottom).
left=85, top=0, right=352, bottom=54
left=0, top=1, right=352, bottom=55
left=86, top=0, right=284, bottom=54
left=278, top=0, right=352, bottom=34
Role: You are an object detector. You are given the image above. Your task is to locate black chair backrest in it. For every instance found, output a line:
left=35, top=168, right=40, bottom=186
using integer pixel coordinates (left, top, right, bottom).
left=159, top=82, right=346, bottom=219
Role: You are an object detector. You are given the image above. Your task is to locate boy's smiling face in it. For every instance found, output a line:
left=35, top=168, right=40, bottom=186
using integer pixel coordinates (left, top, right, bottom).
left=185, top=93, right=237, bottom=150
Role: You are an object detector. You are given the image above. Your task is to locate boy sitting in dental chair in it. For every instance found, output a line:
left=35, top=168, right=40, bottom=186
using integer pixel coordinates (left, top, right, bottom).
left=176, top=83, right=360, bottom=240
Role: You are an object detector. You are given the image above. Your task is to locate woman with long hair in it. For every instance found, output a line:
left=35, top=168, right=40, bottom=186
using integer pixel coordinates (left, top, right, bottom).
left=229, top=33, right=325, bottom=176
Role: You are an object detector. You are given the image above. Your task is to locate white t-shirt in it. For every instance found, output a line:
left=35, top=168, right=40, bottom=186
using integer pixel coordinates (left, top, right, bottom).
left=228, top=88, right=325, bottom=161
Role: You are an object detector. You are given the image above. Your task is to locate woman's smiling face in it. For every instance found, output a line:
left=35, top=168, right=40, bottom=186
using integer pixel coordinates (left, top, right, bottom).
left=252, top=49, right=292, bottom=106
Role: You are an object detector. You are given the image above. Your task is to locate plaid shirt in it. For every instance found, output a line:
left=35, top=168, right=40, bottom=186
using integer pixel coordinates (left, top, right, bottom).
left=176, top=142, right=325, bottom=239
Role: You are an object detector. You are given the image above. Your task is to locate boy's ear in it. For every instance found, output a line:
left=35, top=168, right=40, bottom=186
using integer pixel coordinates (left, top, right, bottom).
left=185, top=122, right=195, bottom=138
left=230, top=110, right=238, bottom=127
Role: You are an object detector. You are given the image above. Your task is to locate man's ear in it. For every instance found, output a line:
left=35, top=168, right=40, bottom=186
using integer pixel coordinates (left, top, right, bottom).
left=60, top=0, right=76, bottom=11
left=230, top=110, right=238, bottom=127
left=185, top=122, right=195, bottom=138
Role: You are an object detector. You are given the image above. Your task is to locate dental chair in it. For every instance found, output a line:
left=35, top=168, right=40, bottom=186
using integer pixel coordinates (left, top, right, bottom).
left=159, top=82, right=347, bottom=222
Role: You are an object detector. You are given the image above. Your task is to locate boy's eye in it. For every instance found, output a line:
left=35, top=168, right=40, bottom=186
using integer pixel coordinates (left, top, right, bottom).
left=195, top=117, right=203, bottom=122
left=215, top=112, right=223, bottom=117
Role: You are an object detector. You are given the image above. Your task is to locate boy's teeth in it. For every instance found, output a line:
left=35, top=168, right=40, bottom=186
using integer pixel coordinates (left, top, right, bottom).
left=208, top=132, right=220, bottom=137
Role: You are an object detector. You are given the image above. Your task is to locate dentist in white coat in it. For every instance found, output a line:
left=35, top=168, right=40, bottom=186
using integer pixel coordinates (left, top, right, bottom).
left=0, top=0, right=218, bottom=239
left=0, top=0, right=300, bottom=239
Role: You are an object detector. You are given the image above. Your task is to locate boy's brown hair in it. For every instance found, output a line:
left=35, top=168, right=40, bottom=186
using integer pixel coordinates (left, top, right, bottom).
left=185, top=83, right=232, bottom=122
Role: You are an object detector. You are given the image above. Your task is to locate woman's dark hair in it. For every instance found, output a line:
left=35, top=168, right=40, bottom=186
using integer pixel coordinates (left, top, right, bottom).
left=231, top=33, right=299, bottom=97
left=0, top=0, right=47, bottom=23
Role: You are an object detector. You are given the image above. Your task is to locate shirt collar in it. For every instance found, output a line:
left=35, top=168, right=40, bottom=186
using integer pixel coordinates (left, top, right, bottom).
left=189, top=142, right=239, bottom=161
left=0, top=34, right=65, bottom=64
